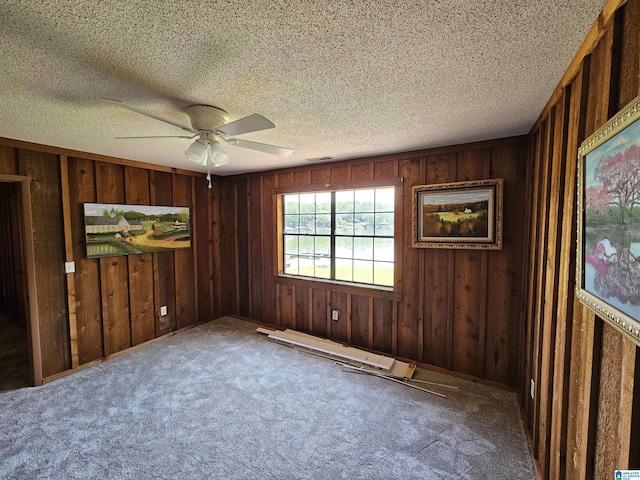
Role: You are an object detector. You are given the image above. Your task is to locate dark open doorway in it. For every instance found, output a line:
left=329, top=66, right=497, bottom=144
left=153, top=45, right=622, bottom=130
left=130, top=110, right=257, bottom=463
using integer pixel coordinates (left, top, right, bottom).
left=0, top=176, right=42, bottom=390
left=0, top=181, right=30, bottom=391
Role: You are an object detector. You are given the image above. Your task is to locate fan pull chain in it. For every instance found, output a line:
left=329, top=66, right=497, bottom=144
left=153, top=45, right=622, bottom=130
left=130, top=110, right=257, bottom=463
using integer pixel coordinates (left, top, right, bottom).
left=206, top=141, right=212, bottom=189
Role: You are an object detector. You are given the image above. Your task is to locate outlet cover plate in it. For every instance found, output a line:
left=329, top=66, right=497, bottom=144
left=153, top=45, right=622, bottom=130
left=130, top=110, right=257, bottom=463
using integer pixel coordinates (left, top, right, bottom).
left=64, top=261, right=75, bottom=274
left=331, top=310, right=339, bottom=321
left=160, top=306, right=167, bottom=316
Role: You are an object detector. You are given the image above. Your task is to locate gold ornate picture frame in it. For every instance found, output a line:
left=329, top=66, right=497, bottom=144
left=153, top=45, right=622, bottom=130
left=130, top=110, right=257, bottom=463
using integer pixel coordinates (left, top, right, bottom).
left=412, top=178, right=503, bottom=250
left=576, top=93, right=640, bottom=346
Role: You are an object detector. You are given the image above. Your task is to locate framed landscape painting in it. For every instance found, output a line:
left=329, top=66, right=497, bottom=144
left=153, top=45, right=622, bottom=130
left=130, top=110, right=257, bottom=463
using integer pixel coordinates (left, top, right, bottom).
left=577, top=94, right=640, bottom=346
left=84, top=203, right=191, bottom=259
left=412, top=178, right=503, bottom=249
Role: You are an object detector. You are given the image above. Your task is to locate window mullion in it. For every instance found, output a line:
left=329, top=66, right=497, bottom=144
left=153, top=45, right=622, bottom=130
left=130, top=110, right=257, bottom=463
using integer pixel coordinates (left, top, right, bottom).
left=330, top=191, right=336, bottom=280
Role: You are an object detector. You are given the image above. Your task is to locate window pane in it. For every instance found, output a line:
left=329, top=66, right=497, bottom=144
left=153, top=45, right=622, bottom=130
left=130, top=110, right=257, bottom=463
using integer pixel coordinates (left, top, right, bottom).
left=315, top=236, right=330, bottom=257
left=284, top=235, right=299, bottom=254
left=353, top=237, right=373, bottom=260
left=335, top=237, right=353, bottom=258
left=299, top=236, right=314, bottom=255
left=315, top=257, right=331, bottom=278
left=284, top=194, right=299, bottom=214
left=375, top=188, right=394, bottom=212
left=299, top=193, right=315, bottom=213
left=336, top=190, right=354, bottom=213
left=300, top=214, right=315, bottom=234
left=355, top=189, right=375, bottom=212
left=374, top=213, right=393, bottom=236
left=353, top=260, right=373, bottom=284
left=335, top=213, right=353, bottom=235
left=374, top=261, right=394, bottom=286
left=284, top=255, right=299, bottom=274
left=284, top=214, right=299, bottom=233
left=316, top=214, right=331, bottom=234
left=374, top=238, right=394, bottom=261
left=354, top=213, right=374, bottom=236
left=298, top=256, right=314, bottom=277
left=316, top=192, right=331, bottom=213
left=335, top=258, right=353, bottom=282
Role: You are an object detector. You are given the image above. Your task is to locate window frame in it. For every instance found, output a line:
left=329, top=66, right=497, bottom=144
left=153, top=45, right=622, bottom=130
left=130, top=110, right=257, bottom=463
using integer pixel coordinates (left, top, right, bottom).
left=273, top=178, right=403, bottom=301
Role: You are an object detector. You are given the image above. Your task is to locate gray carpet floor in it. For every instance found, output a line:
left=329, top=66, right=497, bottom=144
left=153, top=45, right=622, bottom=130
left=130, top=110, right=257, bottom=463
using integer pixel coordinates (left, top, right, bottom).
left=0, top=316, right=535, bottom=479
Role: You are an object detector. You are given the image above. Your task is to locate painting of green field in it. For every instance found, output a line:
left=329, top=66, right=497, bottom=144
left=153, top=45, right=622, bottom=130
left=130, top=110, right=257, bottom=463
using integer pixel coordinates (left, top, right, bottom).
left=436, top=211, right=479, bottom=222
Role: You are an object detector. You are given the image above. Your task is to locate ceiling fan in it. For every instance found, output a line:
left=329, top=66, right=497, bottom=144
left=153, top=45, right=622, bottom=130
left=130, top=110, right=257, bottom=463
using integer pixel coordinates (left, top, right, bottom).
left=104, top=99, right=293, bottom=187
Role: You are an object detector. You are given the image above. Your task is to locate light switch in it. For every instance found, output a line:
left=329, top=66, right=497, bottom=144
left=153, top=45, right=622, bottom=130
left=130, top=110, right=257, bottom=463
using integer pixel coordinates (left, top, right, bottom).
left=65, top=261, right=75, bottom=274
left=160, top=306, right=168, bottom=316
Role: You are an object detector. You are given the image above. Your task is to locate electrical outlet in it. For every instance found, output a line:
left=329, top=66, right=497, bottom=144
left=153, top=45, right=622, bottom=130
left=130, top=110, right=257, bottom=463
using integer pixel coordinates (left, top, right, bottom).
left=331, top=310, right=339, bottom=321
left=160, top=306, right=167, bottom=316
left=64, top=261, right=75, bottom=274
left=530, top=379, right=535, bottom=399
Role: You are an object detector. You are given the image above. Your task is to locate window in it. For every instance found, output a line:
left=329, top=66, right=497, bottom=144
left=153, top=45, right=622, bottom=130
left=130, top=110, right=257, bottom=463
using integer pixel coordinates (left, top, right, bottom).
left=281, top=186, right=395, bottom=288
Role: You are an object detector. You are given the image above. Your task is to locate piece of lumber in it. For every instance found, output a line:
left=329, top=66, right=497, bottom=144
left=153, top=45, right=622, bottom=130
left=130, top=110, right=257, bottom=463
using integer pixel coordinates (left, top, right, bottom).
left=268, top=329, right=395, bottom=370
left=341, top=366, right=446, bottom=398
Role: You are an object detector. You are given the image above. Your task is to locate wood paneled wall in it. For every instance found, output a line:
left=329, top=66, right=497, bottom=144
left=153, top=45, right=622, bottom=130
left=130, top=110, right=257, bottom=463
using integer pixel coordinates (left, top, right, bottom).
left=0, top=180, right=26, bottom=328
left=0, top=141, right=222, bottom=381
left=522, top=0, right=640, bottom=477
left=219, top=137, right=528, bottom=387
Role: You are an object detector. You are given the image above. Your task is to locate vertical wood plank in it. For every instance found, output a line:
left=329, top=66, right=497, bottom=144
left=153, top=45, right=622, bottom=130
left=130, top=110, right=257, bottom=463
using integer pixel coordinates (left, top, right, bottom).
left=68, top=157, right=103, bottom=364
left=194, top=178, right=213, bottom=321
left=261, top=175, right=277, bottom=324
left=311, top=289, right=328, bottom=338
left=423, top=154, right=456, bottom=369
left=236, top=179, right=250, bottom=318
left=350, top=295, right=370, bottom=349
left=95, top=162, right=131, bottom=356
left=59, top=155, right=79, bottom=369
left=210, top=177, right=223, bottom=318
left=451, top=150, right=488, bottom=378
left=248, top=176, right=264, bottom=321
left=330, top=291, right=348, bottom=343
left=124, top=166, right=155, bottom=346
left=19, top=150, right=70, bottom=377
left=150, top=171, right=176, bottom=336
left=0, top=146, right=18, bottom=174
left=172, top=173, right=195, bottom=329
left=396, top=158, right=422, bottom=361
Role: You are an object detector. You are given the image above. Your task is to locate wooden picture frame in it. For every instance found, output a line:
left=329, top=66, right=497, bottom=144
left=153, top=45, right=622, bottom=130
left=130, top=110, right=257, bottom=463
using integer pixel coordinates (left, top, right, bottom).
left=84, top=203, right=191, bottom=258
left=412, top=178, right=503, bottom=249
left=576, top=93, right=640, bottom=346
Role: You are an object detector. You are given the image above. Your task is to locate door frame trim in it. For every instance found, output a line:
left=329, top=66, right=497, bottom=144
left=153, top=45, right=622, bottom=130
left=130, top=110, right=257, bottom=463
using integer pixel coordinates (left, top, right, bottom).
left=0, top=174, right=42, bottom=386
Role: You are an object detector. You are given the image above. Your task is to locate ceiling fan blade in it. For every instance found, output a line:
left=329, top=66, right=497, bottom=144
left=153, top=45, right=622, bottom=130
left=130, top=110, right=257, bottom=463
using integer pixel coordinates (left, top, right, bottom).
left=116, top=134, right=197, bottom=139
left=102, top=99, right=196, bottom=134
left=216, top=114, right=275, bottom=137
left=224, top=138, right=293, bottom=157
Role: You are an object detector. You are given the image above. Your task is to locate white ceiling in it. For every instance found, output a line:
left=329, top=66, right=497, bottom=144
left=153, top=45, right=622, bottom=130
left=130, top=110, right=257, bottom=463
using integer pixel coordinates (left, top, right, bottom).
left=0, top=1, right=607, bottom=176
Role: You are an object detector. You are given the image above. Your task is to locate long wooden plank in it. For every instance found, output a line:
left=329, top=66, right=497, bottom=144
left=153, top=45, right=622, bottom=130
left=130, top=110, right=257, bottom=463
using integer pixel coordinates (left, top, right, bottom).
left=396, top=158, right=422, bottom=361
left=423, top=153, right=456, bottom=369
left=194, top=178, right=213, bottom=321
left=124, top=166, right=155, bottom=346
left=172, top=173, right=195, bottom=329
left=19, top=149, right=70, bottom=377
left=150, top=171, right=176, bottom=336
left=451, top=150, right=488, bottom=378
left=270, top=329, right=395, bottom=370
left=59, top=155, right=79, bottom=369
left=95, top=161, right=131, bottom=356
left=68, top=158, right=104, bottom=364
left=549, top=70, right=586, bottom=480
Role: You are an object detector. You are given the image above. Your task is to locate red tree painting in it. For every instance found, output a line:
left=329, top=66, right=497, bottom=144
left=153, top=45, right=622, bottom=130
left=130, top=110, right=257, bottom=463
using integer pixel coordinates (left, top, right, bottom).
left=588, top=144, right=640, bottom=223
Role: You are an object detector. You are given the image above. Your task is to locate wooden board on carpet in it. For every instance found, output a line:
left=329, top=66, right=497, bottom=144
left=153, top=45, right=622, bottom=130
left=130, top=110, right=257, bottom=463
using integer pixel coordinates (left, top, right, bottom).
left=256, top=326, right=415, bottom=378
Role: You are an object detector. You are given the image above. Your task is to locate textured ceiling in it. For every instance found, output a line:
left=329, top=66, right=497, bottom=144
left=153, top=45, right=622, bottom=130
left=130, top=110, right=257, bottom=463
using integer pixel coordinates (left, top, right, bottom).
left=0, top=0, right=607, bottom=176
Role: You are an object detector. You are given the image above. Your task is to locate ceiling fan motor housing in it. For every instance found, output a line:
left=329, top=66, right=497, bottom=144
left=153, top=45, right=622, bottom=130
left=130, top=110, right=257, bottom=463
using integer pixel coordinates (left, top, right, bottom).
left=185, top=105, right=229, bottom=132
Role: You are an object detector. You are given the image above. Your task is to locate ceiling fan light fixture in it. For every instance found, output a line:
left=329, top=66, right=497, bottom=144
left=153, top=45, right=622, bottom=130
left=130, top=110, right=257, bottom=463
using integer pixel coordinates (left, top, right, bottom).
left=185, top=140, right=207, bottom=165
left=210, top=141, right=230, bottom=167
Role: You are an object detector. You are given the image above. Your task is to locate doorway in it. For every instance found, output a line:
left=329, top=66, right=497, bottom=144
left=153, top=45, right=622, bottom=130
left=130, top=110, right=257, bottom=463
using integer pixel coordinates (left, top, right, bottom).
left=0, top=176, right=41, bottom=390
